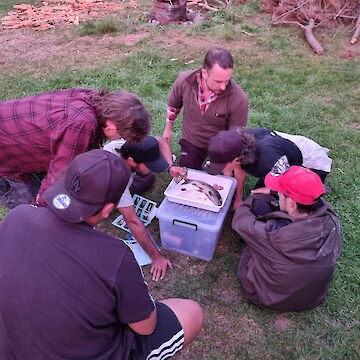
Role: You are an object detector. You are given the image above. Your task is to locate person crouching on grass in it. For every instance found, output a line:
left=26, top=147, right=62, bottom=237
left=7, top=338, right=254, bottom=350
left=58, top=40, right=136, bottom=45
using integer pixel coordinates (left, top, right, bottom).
left=232, top=165, right=342, bottom=312
left=0, top=149, right=203, bottom=359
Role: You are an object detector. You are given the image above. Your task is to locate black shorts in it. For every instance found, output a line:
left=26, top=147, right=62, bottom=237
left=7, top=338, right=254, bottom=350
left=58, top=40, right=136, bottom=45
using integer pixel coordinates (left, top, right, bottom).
left=130, top=302, right=184, bottom=360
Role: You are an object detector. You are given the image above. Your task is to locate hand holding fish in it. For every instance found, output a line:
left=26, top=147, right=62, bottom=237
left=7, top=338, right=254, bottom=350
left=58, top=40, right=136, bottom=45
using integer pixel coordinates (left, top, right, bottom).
left=150, top=254, right=173, bottom=281
left=169, top=166, right=188, bottom=183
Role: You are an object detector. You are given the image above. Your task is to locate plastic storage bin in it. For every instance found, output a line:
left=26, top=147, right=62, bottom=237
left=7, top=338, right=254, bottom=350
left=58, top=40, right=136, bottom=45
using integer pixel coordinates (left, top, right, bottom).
left=164, top=169, right=235, bottom=212
left=156, top=175, right=236, bottom=261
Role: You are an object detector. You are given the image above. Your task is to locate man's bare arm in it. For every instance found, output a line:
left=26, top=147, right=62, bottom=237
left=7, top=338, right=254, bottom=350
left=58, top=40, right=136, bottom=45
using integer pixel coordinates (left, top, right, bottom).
left=119, top=206, right=172, bottom=281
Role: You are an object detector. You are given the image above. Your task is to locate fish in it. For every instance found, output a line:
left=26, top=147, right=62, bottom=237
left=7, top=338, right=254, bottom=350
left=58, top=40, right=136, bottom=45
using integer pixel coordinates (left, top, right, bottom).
left=179, top=179, right=223, bottom=206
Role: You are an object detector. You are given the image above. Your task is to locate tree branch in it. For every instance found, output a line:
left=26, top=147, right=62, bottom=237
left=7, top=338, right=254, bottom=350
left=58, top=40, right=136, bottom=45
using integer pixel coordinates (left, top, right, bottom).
left=269, top=0, right=311, bottom=25
left=305, top=18, right=324, bottom=54
left=350, top=11, right=360, bottom=44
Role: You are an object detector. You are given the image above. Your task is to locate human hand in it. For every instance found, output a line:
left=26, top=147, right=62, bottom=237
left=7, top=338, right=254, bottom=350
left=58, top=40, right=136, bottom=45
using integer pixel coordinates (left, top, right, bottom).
left=169, top=166, right=187, bottom=183
left=222, top=169, right=233, bottom=177
left=250, top=187, right=270, bottom=195
left=150, top=254, right=173, bottom=281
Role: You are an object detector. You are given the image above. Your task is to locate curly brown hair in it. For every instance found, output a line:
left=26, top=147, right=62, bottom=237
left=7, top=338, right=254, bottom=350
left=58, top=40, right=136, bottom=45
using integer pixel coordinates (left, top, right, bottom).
left=234, top=128, right=257, bottom=166
left=92, top=88, right=151, bottom=143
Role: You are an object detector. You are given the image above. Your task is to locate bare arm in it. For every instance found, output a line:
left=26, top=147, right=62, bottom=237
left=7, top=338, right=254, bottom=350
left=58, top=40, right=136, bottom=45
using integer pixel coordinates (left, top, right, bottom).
left=155, top=135, right=173, bottom=165
left=231, top=166, right=247, bottom=209
left=156, top=135, right=187, bottom=180
left=119, top=206, right=172, bottom=281
left=162, top=121, right=174, bottom=145
left=162, top=106, right=181, bottom=145
left=129, top=306, right=157, bottom=335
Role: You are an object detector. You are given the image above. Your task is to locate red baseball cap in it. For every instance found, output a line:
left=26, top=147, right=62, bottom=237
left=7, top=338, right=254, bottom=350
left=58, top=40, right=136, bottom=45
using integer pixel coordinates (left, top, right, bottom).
left=264, top=166, right=325, bottom=205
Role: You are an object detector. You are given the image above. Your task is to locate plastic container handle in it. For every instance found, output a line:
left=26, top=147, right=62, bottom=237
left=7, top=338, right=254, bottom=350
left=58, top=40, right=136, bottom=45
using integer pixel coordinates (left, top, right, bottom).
left=172, top=219, right=198, bottom=231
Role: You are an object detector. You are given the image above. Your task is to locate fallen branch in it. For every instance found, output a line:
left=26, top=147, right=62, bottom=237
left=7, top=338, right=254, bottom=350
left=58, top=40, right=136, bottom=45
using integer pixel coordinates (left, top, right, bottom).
left=270, top=0, right=311, bottom=25
left=304, top=18, right=324, bottom=54
left=350, top=11, right=360, bottom=44
left=193, top=0, right=219, bottom=10
left=272, top=18, right=324, bottom=54
left=333, top=0, right=350, bottom=19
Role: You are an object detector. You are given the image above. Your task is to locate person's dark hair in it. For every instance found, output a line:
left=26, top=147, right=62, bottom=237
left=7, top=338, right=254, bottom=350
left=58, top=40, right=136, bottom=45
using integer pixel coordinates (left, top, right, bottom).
left=203, top=48, right=233, bottom=71
left=283, top=193, right=320, bottom=214
left=92, top=87, right=151, bottom=143
left=235, top=128, right=257, bottom=166
left=91, top=195, right=122, bottom=217
left=296, top=201, right=318, bottom=214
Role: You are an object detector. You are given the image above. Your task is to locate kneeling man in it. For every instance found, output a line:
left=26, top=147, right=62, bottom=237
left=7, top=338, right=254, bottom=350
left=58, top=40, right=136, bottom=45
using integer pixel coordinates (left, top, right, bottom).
left=232, top=166, right=342, bottom=312
left=0, top=149, right=203, bottom=359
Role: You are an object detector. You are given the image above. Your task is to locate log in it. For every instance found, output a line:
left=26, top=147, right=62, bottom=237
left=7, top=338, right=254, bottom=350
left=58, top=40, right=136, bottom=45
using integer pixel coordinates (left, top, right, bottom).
left=304, top=18, right=324, bottom=55
left=350, top=12, right=360, bottom=44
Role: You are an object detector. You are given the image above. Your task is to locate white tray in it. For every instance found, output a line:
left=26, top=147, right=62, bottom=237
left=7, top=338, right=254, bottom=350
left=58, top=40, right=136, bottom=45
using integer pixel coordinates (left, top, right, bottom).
left=164, top=169, right=235, bottom=212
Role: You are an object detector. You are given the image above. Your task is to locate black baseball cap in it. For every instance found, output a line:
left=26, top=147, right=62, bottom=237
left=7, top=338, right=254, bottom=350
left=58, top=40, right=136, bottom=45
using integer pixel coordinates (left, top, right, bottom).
left=43, top=149, right=130, bottom=223
left=120, top=136, right=169, bottom=173
left=203, top=129, right=245, bottom=175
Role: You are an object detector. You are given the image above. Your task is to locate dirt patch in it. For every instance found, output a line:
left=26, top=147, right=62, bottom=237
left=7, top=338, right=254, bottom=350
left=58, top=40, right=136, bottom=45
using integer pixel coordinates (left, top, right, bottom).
left=0, top=22, right=257, bottom=77
left=0, top=27, right=151, bottom=75
left=349, top=122, right=360, bottom=129
left=0, top=0, right=257, bottom=76
left=273, top=314, right=295, bottom=332
left=0, top=23, right=257, bottom=76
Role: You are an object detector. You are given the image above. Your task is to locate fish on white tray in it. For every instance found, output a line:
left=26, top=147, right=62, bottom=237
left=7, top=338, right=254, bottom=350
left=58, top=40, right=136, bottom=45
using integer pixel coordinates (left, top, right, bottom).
left=174, top=179, right=223, bottom=206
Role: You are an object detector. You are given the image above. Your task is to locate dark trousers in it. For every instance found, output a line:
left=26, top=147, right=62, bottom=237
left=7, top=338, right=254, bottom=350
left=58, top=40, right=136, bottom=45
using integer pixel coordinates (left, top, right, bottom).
left=129, top=173, right=156, bottom=196
left=0, top=172, right=155, bottom=210
left=178, top=139, right=208, bottom=170
left=0, top=173, right=45, bottom=209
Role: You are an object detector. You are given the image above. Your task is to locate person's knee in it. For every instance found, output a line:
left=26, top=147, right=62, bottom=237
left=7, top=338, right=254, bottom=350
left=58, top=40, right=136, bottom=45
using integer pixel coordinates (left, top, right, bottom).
left=159, top=298, right=203, bottom=346
left=130, top=173, right=156, bottom=195
left=0, top=178, right=34, bottom=209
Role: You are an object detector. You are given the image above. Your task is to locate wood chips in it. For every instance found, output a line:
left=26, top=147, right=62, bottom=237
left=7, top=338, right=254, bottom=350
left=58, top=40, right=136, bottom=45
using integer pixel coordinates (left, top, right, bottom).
left=1, top=0, right=136, bottom=31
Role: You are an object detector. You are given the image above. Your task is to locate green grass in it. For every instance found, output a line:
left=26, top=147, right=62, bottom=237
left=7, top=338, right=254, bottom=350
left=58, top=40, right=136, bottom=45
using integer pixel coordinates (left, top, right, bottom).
left=1, top=0, right=360, bottom=358
left=78, top=19, right=120, bottom=36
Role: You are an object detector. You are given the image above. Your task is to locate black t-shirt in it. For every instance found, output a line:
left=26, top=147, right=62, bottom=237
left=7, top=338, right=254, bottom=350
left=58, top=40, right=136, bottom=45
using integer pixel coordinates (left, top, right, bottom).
left=242, top=128, right=303, bottom=178
left=0, top=205, right=154, bottom=360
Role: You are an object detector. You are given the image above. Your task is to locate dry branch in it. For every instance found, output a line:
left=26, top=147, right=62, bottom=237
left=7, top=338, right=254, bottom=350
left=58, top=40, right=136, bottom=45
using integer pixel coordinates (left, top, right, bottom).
left=350, top=10, right=360, bottom=43
left=269, top=0, right=312, bottom=24
left=304, top=18, right=324, bottom=53
left=264, top=0, right=360, bottom=55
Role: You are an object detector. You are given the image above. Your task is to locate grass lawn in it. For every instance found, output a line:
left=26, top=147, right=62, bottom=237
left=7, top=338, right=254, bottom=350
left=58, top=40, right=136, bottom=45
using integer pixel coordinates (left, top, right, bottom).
left=0, top=0, right=359, bottom=358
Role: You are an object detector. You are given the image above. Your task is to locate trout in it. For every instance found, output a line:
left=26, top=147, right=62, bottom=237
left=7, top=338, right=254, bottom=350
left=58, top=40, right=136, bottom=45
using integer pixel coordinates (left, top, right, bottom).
left=180, top=179, right=223, bottom=206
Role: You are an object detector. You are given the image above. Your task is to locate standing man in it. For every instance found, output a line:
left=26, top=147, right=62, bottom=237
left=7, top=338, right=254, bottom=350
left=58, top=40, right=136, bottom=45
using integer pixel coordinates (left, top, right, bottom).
left=0, top=149, right=203, bottom=359
left=232, top=166, right=342, bottom=311
left=0, top=87, right=151, bottom=208
left=203, top=127, right=332, bottom=208
left=162, top=47, right=248, bottom=169
left=104, top=135, right=187, bottom=281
